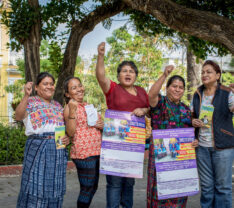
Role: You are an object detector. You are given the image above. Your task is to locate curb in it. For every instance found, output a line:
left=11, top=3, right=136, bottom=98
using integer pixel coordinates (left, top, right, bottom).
left=0, top=161, right=76, bottom=177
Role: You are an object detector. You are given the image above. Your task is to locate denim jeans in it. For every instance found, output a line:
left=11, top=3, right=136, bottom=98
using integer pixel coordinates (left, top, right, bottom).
left=196, top=146, right=234, bottom=208
left=106, top=175, right=135, bottom=208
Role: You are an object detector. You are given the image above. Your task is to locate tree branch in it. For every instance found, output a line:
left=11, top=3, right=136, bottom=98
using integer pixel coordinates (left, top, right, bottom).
left=123, top=0, right=234, bottom=54
left=54, top=1, right=129, bottom=104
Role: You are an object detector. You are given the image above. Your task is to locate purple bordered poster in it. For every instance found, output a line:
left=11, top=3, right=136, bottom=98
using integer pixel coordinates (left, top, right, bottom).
left=153, top=128, right=199, bottom=200
left=100, top=109, right=146, bottom=178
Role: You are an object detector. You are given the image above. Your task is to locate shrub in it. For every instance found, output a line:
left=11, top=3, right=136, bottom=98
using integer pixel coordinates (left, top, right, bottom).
left=0, top=123, right=72, bottom=165
left=0, top=123, right=27, bottom=165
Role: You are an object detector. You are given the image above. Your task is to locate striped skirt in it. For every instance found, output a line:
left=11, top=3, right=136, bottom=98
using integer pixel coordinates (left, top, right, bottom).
left=17, top=133, right=68, bottom=208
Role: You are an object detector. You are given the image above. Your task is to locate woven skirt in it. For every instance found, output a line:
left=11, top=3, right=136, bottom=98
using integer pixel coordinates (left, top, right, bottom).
left=17, top=133, right=68, bottom=208
left=147, top=141, right=187, bottom=208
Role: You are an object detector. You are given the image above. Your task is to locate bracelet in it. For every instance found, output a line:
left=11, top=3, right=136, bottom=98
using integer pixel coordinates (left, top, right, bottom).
left=68, top=116, right=75, bottom=119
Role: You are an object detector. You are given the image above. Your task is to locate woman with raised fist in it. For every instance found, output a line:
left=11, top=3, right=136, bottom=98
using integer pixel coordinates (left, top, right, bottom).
left=16, top=72, right=69, bottom=208
left=64, top=76, right=103, bottom=208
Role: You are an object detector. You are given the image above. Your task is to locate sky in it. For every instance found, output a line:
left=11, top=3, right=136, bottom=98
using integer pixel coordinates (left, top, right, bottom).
left=79, top=19, right=129, bottom=59
left=38, top=0, right=130, bottom=59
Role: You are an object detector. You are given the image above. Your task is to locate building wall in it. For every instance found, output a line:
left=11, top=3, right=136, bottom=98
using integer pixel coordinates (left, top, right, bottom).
left=0, top=3, right=22, bottom=124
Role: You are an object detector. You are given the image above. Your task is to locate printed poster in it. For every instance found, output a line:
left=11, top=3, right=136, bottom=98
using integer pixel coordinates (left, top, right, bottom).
left=153, top=128, right=199, bottom=200
left=100, top=109, right=146, bottom=178
left=199, top=105, right=214, bottom=128
left=55, top=126, right=66, bottom=149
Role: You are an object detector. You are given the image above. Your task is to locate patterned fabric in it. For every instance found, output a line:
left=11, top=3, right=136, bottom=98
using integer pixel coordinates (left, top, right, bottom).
left=17, top=133, right=68, bottom=208
left=147, top=95, right=192, bottom=208
left=70, top=103, right=102, bottom=159
left=72, top=156, right=100, bottom=208
left=150, top=95, right=192, bottom=129
left=17, top=192, right=64, bottom=208
left=197, top=94, right=213, bottom=147
left=24, top=96, right=64, bottom=136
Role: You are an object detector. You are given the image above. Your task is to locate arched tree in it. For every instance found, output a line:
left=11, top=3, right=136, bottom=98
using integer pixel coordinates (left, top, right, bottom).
left=2, top=0, right=233, bottom=105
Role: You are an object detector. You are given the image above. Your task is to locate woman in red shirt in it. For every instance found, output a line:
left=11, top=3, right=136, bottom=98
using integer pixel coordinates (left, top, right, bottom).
left=96, top=42, right=149, bottom=208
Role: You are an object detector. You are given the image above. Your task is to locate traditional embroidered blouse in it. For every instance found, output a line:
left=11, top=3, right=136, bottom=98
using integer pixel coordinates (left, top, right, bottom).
left=23, top=96, right=64, bottom=136
left=70, top=103, right=102, bottom=159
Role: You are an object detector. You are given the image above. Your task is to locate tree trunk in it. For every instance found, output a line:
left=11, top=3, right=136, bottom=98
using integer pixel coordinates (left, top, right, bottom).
left=24, top=0, right=41, bottom=87
left=186, top=48, right=202, bottom=101
left=54, top=1, right=128, bottom=105
left=123, top=0, right=234, bottom=54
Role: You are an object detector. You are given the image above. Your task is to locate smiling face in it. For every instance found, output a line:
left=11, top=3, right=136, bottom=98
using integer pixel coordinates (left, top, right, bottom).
left=166, top=79, right=185, bottom=103
left=117, top=65, right=137, bottom=87
left=201, top=64, right=220, bottom=86
left=66, top=78, right=85, bottom=103
left=35, top=76, right=55, bottom=101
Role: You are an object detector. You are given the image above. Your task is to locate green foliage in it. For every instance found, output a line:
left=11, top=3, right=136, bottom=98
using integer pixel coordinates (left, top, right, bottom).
left=0, top=123, right=27, bottom=165
left=1, top=0, right=112, bottom=51
left=229, top=57, right=234, bottom=68
left=75, top=27, right=166, bottom=114
left=5, top=79, right=25, bottom=105
left=48, top=41, right=63, bottom=75
left=222, top=72, right=234, bottom=86
left=5, top=40, right=63, bottom=105
left=105, top=26, right=164, bottom=91
left=74, top=57, right=106, bottom=112
left=1, top=0, right=40, bottom=51
left=128, top=0, right=233, bottom=59
left=174, top=0, right=234, bottom=19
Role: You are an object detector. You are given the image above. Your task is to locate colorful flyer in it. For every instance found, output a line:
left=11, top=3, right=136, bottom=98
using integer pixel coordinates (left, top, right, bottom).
left=55, top=126, right=66, bottom=149
left=199, top=105, right=214, bottom=128
left=100, top=109, right=146, bottom=178
left=153, top=128, right=199, bottom=200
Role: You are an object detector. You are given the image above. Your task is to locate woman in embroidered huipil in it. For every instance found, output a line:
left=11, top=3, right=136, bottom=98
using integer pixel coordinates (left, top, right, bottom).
left=63, top=76, right=103, bottom=208
left=15, top=72, right=69, bottom=208
left=147, top=66, right=198, bottom=208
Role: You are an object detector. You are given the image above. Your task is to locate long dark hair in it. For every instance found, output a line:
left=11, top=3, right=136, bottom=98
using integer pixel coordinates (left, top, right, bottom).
left=63, top=76, right=82, bottom=104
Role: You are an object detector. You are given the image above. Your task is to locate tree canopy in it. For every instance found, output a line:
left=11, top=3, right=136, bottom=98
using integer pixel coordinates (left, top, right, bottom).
left=127, top=0, right=233, bottom=59
left=1, top=0, right=233, bottom=105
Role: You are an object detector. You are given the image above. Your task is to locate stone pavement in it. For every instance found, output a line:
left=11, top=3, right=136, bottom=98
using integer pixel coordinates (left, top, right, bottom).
left=1, top=162, right=234, bottom=208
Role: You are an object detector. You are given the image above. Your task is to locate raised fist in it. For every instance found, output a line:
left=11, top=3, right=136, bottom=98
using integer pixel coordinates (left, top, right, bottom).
left=163, top=65, right=174, bottom=77
left=98, top=42, right=105, bottom=56
left=68, top=99, right=78, bottom=113
left=24, top=82, right=33, bottom=96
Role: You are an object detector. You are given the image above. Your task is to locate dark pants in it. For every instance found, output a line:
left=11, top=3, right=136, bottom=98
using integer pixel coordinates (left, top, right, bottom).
left=72, top=156, right=100, bottom=208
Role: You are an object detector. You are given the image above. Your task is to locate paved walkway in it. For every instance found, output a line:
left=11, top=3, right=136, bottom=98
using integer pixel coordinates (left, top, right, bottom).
left=1, top=163, right=234, bottom=208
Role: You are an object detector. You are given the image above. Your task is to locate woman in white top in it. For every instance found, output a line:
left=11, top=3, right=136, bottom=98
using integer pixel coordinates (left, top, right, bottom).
left=15, top=72, right=69, bottom=208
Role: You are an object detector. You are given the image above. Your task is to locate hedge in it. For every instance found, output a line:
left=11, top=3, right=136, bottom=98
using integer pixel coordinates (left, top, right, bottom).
left=0, top=123, right=72, bottom=165
left=0, top=123, right=26, bottom=165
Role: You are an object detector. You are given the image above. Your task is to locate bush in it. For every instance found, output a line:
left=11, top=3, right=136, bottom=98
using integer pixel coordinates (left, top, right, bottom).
left=0, top=123, right=72, bottom=165
left=0, top=123, right=27, bottom=165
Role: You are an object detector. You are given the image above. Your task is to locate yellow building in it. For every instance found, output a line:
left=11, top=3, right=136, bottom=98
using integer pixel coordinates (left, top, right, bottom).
left=0, top=0, right=22, bottom=124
